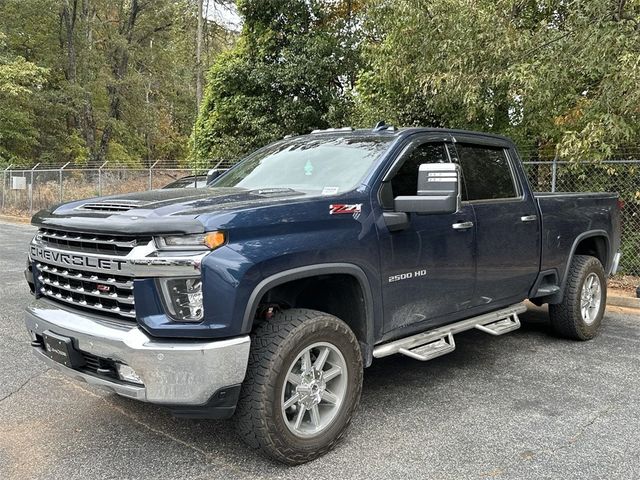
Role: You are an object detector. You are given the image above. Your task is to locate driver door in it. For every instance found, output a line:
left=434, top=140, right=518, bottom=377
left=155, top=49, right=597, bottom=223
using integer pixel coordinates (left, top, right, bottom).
left=376, top=138, right=477, bottom=335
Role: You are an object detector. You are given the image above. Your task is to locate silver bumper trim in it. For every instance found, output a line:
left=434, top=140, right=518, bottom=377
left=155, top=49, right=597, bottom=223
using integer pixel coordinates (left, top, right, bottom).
left=25, top=300, right=250, bottom=405
left=33, top=349, right=146, bottom=400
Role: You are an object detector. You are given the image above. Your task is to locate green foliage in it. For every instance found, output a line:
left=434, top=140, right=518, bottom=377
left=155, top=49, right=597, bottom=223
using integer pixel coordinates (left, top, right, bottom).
left=0, top=0, right=235, bottom=167
left=3, top=0, right=640, bottom=168
left=0, top=33, right=48, bottom=164
left=355, top=0, right=640, bottom=159
left=192, top=0, right=360, bottom=162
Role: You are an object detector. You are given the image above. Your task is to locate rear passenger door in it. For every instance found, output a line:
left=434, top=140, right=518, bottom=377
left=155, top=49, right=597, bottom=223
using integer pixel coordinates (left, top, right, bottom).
left=449, top=140, right=540, bottom=306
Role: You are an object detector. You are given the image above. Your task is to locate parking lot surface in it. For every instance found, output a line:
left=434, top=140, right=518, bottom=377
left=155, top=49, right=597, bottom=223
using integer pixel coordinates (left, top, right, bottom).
left=1, top=220, right=639, bottom=479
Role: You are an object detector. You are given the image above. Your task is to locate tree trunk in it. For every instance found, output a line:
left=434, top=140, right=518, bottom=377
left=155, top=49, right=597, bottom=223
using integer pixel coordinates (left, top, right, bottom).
left=60, top=0, right=78, bottom=136
left=95, top=0, right=141, bottom=164
left=81, top=0, right=97, bottom=162
left=61, top=0, right=78, bottom=83
left=196, top=0, right=204, bottom=112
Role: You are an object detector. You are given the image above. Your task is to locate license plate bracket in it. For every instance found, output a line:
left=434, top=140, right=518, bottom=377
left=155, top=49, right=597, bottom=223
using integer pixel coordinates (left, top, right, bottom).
left=42, top=331, right=84, bottom=368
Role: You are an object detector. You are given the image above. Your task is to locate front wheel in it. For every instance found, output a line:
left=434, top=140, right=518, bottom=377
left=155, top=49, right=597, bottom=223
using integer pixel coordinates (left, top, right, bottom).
left=549, top=255, right=607, bottom=340
left=235, top=309, right=363, bottom=465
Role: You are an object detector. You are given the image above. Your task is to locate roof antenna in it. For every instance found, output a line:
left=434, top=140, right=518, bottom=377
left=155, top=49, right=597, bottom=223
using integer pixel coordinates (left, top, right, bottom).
left=373, top=120, right=388, bottom=131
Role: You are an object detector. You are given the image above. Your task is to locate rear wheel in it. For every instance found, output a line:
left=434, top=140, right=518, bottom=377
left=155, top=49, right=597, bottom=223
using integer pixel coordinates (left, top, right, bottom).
left=549, top=255, right=607, bottom=340
left=236, top=308, right=363, bottom=465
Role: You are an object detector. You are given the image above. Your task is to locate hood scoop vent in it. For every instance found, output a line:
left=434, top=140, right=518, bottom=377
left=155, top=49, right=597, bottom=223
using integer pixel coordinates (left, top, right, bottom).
left=249, top=187, right=299, bottom=197
left=79, top=201, right=151, bottom=212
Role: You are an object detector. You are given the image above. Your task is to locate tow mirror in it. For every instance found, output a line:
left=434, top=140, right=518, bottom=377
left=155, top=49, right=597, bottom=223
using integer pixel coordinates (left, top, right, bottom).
left=206, top=168, right=228, bottom=185
left=394, top=163, right=460, bottom=214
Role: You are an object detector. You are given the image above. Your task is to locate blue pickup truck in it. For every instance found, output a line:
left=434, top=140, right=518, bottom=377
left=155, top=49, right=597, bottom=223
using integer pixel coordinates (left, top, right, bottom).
left=24, top=126, right=621, bottom=464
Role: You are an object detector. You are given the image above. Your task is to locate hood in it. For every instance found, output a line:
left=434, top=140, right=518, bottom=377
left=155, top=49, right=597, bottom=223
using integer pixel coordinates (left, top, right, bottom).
left=32, top=187, right=314, bottom=235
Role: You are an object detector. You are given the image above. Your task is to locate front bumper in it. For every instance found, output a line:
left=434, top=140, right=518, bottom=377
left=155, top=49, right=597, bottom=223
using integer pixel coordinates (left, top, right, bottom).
left=25, top=299, right=250, bottom=407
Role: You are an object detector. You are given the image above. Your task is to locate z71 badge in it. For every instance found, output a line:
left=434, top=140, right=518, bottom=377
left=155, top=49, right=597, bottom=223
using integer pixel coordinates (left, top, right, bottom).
left=329, top=204, right=362, bottom=215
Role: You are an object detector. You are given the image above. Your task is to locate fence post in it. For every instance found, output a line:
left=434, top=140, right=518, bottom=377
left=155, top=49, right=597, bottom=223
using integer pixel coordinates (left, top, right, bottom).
left=29, top=163, right=40, bottom=214
left=149, top=161, right=159, bottom=190
left=59, top=162, right=70, bottom=203
left=551, top=155, right=558, bottom=193
left=98, top=161, right=108, bottom=196
left=1, top=164, right=12, bottom=212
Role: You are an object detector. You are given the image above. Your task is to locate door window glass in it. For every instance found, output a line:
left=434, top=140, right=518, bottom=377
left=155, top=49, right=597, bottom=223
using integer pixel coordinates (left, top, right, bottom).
left=391, top=142, right=447, bottom=197
left=454, top=144, right=517, bottom=200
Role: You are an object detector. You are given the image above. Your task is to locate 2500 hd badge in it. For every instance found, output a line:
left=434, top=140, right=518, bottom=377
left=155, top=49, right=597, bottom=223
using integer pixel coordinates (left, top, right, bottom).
left=29, top=245, right=126, bottom=272
left=388, top=269, right=428, bottom=283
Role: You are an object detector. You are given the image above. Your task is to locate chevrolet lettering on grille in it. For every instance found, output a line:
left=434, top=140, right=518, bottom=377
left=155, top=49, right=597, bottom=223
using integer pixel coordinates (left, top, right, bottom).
left=30, top=245, right=127, bottom=272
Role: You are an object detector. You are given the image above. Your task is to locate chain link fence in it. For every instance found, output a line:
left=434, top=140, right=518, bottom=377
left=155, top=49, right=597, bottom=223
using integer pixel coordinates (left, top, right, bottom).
left=1, top=158, right=638, bottom=275
left=0, top=161, right=234, bottom=217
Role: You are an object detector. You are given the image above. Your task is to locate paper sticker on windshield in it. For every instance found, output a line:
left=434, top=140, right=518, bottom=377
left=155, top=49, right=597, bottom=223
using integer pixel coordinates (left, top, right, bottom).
left=322, top=186, right=339, bottom=196
left=330, top=203, right=362, bottom=215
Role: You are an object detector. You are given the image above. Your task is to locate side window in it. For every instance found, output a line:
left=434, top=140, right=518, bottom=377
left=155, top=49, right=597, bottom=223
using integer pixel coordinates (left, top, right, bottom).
left=454, top=143, right=518, bottom=201
left=391, top=142, right=448, bottom=197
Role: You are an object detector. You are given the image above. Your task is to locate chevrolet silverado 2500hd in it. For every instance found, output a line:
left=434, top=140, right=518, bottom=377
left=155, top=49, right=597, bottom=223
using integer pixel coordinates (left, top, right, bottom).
left=24, top=126, right=621, bottom=464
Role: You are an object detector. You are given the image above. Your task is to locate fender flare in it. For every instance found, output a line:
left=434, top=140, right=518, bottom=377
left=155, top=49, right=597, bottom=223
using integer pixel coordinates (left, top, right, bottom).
left=241, top=263, right=376, bottom=347
left=553, top=230, right=611, bottom=302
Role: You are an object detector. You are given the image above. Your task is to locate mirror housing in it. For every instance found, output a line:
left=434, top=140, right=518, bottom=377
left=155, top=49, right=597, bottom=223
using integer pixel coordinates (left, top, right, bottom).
left=206, top=168, right=228, bottom=185
left=394, top=163, right=460, bottom=214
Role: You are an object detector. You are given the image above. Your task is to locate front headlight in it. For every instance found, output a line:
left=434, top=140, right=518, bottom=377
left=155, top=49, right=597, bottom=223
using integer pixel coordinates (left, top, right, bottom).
left=158, top=277, right=204, bottom=322
left=155, top=231, right=226, bottom=251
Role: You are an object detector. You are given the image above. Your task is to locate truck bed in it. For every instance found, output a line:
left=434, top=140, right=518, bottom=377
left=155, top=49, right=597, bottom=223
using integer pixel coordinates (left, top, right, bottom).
left=535, top=191, right=621, bottom=288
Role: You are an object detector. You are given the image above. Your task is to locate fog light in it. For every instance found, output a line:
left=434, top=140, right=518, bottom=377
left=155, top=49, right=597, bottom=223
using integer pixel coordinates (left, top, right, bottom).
left=117, top=364, right=143, bottom=385
left=158, top=277, right=204, bottom=322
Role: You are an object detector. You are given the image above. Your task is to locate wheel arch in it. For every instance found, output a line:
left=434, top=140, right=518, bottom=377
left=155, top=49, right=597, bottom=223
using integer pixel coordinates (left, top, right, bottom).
left=241, top=263, right=375, bottom=365
left=572, top=232, right=610, bottom=270
left=548, top=230, right=610, bottom=304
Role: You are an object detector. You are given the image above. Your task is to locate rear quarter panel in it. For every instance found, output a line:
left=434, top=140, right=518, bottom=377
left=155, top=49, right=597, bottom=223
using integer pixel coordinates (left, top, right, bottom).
left=537, top=192, right=620, bottom=290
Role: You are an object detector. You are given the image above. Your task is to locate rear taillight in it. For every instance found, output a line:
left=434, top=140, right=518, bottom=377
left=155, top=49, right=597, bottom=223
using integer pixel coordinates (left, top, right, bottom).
left=617, top=199, right=624, bottom=210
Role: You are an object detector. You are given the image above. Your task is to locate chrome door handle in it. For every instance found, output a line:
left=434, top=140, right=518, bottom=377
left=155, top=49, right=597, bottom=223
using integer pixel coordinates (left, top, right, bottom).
left=452, top=221, right=474, bottom=230
left=520, top=215, right=537, bottom=222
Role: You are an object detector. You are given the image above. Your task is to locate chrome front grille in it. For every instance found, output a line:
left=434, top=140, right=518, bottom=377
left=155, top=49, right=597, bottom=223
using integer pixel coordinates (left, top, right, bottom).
left=31, top=226, right=206, bottom=321
left=36, top=228, right=151, bottom=257
left=36, top=261, right=136, bottom=320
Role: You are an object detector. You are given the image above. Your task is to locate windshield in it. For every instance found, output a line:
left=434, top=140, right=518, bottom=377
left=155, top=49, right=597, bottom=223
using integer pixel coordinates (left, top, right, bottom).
left=212, top=136, right=393, bottom=194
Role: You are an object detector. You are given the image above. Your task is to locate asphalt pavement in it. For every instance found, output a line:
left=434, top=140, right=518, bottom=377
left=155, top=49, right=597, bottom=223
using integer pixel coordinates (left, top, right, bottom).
left=1, top=220, right=639, bottom=479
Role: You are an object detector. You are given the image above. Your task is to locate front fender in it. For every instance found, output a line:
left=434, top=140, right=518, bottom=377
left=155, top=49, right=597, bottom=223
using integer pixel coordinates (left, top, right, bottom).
left=200, top=242, right=382, bottom=339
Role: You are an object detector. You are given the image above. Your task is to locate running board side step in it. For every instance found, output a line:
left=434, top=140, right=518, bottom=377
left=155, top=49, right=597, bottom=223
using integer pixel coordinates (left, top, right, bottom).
left=474, top=313, right=521, bottom=336
left=373, top=303, right=527, bottom=361
left=398, top=333, right=455, bottom=362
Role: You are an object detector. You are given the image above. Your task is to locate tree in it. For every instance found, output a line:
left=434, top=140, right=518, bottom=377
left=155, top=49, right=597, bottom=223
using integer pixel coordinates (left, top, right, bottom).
left=0, top=0, right=235, bottom=167
left=192, top=0, right=361, bottom=162
left=356, top=0, right=640, bottom=159
left=0, top=33, right=48, bottom=164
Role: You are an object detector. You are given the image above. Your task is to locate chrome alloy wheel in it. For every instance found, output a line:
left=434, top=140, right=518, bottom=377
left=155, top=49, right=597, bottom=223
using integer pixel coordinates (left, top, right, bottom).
left=580, top=272, right=602, bottom=325
left=281, top=342, right=348, bottom=438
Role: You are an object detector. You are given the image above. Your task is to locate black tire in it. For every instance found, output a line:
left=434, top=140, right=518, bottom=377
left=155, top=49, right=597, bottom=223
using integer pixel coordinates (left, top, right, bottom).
left=549, top=255, right=607, bottom=340
left=235, top=308, right=363, bottom=465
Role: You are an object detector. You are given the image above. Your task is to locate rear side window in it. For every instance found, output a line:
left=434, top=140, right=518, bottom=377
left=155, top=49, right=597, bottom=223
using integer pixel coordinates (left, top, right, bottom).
left=454, top=144, right=518, bottom=201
